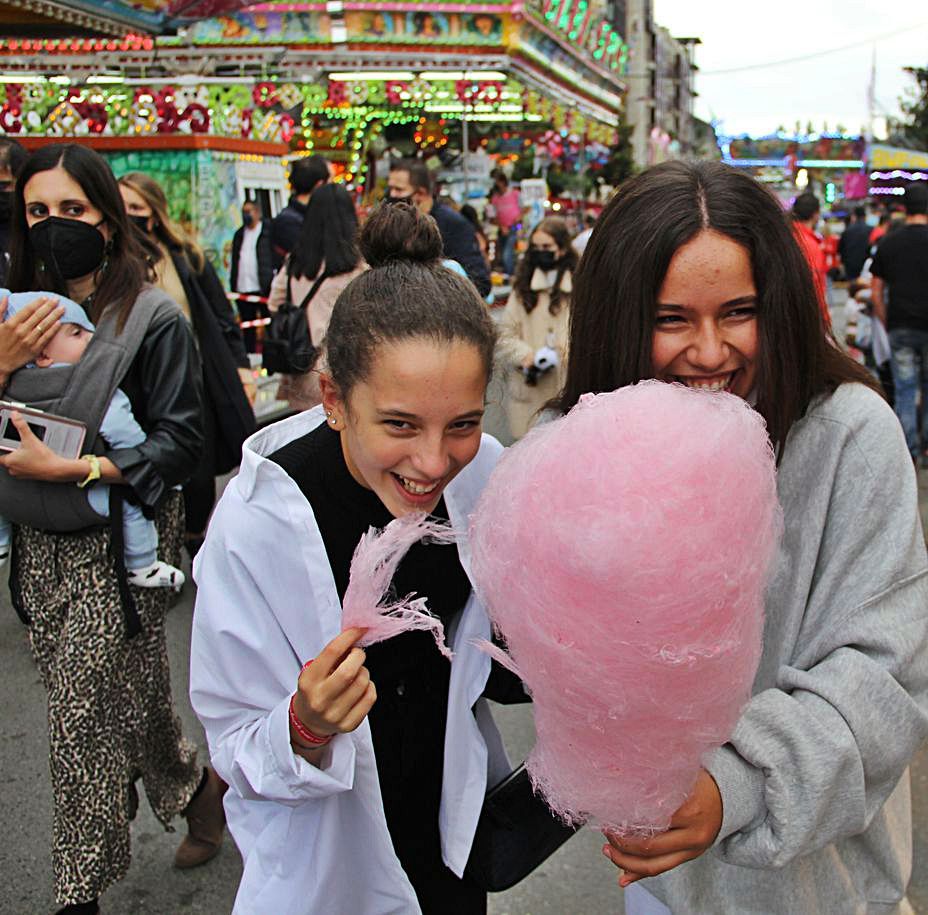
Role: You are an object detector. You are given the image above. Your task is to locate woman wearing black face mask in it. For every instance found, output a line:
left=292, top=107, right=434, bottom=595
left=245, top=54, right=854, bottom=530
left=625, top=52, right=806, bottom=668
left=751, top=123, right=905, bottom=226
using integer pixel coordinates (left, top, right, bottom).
left=3, top=144, right=227, bottom=915
left=0, top=137, right=27, bottom=286
left=118, top=171, right=256, bottom=559
left=497, top=215, right=577, bottom=439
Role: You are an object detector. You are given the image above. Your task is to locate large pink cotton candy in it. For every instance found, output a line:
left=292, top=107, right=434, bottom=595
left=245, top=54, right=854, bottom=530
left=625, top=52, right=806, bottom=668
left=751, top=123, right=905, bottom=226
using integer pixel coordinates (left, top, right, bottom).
left=341, top=513, right=456, bottom=659
left=469, top=381, right=782, bottom=834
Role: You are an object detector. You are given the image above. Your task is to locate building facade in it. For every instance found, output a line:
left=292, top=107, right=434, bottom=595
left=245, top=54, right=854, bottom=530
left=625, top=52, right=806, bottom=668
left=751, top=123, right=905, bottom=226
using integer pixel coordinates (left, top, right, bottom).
left=624, top=0, right=699, bottom=167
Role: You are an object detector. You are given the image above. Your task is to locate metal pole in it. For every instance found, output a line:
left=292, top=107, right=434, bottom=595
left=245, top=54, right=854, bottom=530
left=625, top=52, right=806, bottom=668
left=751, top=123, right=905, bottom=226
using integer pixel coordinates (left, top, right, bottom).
left=462, top=110, right=470, bottom=199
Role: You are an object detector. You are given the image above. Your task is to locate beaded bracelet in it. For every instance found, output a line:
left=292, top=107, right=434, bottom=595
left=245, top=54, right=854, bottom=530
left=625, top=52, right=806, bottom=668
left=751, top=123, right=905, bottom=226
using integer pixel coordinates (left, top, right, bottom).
left=289, top=658, right=333, bottom=748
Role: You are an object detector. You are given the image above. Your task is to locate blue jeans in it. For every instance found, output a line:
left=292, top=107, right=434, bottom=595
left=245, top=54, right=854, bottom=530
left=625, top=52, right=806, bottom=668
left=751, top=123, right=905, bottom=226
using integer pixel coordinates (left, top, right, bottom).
left=889, top=327, right=928, bottom=458
left=499, top=227, right=518, bottom=276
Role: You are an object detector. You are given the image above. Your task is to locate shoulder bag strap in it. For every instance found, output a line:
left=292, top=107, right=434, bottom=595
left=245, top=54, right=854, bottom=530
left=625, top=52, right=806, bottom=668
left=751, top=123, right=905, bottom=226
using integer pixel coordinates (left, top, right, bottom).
left=298, top=271, right=330, bottom=311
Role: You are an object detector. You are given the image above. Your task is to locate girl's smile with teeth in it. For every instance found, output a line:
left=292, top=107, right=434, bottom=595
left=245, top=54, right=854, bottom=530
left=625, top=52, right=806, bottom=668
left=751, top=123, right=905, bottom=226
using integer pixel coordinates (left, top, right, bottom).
left=676, top=372, right=736, bottom=392
left=322, top=338, right=488, bottom=518
left=393, top=473, right=441, bottom=496
left=651, top=230, right=758, bottom=401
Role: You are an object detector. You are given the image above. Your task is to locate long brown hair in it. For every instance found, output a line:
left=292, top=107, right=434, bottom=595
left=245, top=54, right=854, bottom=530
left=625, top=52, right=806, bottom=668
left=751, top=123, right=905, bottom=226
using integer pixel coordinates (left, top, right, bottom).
left=512, top=216, right=577, bottom=315
left=558, top=159, right=880, bottom=453
left=117, top=171, right=205, bottom=273
left=8, top=144, right=152, bottom=330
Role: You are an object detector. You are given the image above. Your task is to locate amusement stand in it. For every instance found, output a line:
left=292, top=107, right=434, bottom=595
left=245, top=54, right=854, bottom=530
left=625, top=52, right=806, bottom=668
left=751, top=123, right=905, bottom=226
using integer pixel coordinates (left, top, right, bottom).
left=0, top=0, right=626, bottom=282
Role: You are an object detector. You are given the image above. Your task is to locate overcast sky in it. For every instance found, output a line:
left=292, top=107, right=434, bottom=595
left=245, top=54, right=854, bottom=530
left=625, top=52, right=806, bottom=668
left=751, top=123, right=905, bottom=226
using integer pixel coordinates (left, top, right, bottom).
left=651, top=0, right=928, bottom=139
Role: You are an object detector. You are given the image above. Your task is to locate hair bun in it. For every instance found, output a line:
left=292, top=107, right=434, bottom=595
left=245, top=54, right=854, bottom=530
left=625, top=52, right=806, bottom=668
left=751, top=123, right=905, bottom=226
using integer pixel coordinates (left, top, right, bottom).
left=360, top=202, right=443, bottom=268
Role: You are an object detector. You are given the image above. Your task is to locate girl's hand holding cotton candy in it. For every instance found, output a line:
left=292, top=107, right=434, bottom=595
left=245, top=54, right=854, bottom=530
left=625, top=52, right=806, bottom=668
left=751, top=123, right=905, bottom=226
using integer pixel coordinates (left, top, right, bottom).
left=290, top=627, right=376, bottom=752
left=603, top=768, right=723, bottom=886
left=468, top=381, right=782, bottom=840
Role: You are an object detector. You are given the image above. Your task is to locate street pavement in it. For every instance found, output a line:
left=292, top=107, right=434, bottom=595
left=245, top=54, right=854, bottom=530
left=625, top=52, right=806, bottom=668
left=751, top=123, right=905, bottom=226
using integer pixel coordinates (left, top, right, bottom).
left=2, top=367, right=927, bottom=913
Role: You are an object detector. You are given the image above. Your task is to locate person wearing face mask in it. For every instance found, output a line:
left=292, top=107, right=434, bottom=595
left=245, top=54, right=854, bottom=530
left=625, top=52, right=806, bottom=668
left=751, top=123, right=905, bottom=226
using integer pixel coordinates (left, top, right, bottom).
left=230, top=198, right=274, bottom=353
left=3, top=143, right=226, bottom=915
left=118, top=171, right=256, bottom=558
left=387, top=159, right=491, bottom=298
left=497, top=216, right=577, bottom=439
left=0, top=140, right=65, bottom=380
left=0, top=137, right=27, bottom=285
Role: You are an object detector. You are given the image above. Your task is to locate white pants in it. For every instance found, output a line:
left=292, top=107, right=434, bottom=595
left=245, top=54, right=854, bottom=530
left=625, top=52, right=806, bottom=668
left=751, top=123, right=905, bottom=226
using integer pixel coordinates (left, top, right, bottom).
left=625, top=884, right=673, bottom=915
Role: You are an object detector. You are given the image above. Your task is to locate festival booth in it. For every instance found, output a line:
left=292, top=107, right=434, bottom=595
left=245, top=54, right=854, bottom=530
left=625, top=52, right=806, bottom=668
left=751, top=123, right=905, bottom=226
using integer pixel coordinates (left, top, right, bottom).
left=719, top=132, right=868, bottom=212
left=0, top=1, right=625, bottom=276
left=0, top=0, right=288, bottom=278
left=169, top=0, right=625, bottom=198
left=868, top=144, right=928, bottom=201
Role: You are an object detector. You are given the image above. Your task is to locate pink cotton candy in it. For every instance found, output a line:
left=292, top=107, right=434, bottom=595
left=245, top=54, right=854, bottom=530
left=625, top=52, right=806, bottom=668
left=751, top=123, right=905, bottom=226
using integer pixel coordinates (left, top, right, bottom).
left=469, top=381, right=782, bottom=835
left=341, top=512, right=457, bottom=659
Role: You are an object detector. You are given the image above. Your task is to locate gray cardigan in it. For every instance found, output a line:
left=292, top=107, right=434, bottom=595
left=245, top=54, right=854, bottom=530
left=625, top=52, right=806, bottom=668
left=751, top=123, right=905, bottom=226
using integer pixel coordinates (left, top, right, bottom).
left=647, top=383, right=928, bottom=914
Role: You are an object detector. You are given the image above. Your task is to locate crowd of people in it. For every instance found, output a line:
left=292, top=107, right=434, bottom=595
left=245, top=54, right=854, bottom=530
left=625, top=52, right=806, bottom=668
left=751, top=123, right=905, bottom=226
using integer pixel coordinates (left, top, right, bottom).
left=0, top=134, right=925, bottom=915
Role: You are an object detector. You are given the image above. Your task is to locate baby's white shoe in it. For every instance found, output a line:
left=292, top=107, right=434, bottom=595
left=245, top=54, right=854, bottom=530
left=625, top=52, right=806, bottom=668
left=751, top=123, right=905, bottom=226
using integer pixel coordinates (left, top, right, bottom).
left=127, top=559, right=185, bottom=592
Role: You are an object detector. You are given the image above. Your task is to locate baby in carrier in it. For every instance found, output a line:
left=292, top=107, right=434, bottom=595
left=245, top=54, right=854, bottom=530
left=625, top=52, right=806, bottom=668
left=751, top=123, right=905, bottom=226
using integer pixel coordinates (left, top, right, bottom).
left=0, top=290, right=185, bottom=590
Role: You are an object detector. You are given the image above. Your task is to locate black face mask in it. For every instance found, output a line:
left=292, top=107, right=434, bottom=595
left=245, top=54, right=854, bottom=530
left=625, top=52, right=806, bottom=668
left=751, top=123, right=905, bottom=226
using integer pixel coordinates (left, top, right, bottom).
left=0, top=191, right=11, bottom=224
left=529, top=248, right=557, bottom=271
left=242, top=211, right=255, bottom=228
left=129, top=213, right=151, bottom=234
left=30, top=216, right=106, bottom=282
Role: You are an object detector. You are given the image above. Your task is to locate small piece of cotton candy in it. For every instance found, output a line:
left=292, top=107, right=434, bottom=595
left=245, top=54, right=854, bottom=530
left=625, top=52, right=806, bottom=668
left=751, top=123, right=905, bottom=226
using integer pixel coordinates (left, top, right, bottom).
left=341, top=512, right=457, bottom=660
left=469, top=381, right=782, bottom=835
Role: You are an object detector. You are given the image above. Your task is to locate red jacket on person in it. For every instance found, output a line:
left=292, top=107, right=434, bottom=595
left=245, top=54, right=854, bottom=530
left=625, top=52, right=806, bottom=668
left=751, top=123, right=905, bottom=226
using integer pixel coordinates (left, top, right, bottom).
left=792, top=221, right=830, bottom=325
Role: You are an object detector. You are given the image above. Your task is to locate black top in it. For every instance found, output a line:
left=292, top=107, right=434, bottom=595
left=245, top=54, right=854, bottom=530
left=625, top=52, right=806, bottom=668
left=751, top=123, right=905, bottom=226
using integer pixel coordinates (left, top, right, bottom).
left=870, top=224, right=928, bottom=332
left=837, top=220, right=872, bottom=279
left=110, top=291, right=204, bottom=510
left=169, top=249, right=255, bottom=475
left=430, top=201, right=492, bottom=297
left=269, top=421, right=471, bottom=872
left=269, top=196, right=308, bottom=269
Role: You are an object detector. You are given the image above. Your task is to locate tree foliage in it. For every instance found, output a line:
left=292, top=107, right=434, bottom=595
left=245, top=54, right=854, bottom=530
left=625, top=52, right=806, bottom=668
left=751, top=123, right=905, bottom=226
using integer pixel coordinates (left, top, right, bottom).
left=895, top=67, right=928, bottom=150
left=600, top=110, right=636, bottom=188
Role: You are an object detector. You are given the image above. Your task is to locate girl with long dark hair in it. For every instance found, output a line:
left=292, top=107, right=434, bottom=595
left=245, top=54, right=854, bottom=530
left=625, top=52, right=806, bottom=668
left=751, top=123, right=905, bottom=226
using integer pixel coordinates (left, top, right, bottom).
left=266, top=181, right=367, bottom=412
left=2, top=144, right=226, bottom=915
left=565, top=160, right=927, bottom=914
left=498, top=215, right=576, bottom=438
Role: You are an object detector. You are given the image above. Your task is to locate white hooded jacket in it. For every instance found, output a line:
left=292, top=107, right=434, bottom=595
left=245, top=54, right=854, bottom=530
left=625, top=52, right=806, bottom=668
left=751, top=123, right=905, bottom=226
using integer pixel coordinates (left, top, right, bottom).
left=190, top=406, right=511, bottom=914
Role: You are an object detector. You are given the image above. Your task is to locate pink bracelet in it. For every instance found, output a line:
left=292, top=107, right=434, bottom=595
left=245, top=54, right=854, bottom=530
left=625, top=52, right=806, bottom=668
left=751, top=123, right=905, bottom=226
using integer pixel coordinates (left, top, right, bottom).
left=289, top=659, right=333, bottom=748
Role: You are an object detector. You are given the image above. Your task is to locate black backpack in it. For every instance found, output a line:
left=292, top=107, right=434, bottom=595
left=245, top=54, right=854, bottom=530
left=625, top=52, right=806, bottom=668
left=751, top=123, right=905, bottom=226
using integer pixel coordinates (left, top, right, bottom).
left=262, top=269, right=328, bottom=375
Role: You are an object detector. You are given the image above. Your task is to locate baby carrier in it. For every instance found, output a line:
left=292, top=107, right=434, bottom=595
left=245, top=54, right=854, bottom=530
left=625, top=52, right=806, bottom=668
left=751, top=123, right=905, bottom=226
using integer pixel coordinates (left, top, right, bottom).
left=0, top=287, right=180, bottom=635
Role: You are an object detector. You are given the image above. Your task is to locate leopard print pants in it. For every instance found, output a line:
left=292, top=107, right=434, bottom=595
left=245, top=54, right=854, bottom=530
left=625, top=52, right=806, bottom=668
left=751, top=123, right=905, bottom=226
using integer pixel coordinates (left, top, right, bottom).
left=13, top=491, right=201, bottom=906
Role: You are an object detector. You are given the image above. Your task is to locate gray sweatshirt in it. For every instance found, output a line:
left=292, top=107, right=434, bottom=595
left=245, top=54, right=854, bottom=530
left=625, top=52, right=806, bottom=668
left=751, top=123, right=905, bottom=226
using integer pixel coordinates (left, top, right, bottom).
left=646, top=383, right=928, bottom=914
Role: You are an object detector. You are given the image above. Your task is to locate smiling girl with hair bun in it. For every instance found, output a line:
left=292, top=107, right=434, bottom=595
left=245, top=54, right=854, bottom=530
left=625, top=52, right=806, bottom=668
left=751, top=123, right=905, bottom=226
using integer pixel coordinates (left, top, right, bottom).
left=191, top=202, right=527, bottom=914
